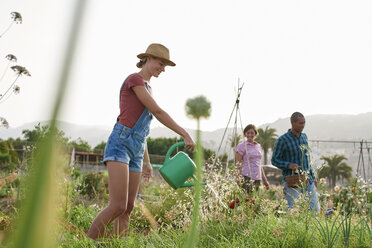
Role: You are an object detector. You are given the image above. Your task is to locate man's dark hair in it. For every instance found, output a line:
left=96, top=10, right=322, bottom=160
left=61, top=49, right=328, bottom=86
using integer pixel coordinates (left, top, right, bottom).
left=290, top=112, right=304, bottom=123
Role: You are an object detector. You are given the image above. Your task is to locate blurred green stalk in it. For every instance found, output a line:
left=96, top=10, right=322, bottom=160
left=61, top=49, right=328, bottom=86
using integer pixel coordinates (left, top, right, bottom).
left=5, top=1, right=88, bottom=247
left=185, top=123, right=204, bottom=248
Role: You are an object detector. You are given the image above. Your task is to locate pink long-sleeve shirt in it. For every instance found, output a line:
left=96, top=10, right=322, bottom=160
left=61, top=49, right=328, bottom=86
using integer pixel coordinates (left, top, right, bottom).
left=236, top=141, right=263, bottom=180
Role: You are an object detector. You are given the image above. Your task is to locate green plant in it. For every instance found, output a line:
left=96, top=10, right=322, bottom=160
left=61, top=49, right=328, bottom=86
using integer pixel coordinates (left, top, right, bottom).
left=78, top=172, right=107, bottom=199
left=69, top=204, right=99, bottom=231
left=340, top=211, right=352, bottom=248
left=0, top=154, right=10, bottom=164
left=52, top=170, right=372, bottom=247
left=184, top=95, right=211, bottom=247
left=3, top=1, right=88, bottom=247
left=314, top=213, right=341, bottom=248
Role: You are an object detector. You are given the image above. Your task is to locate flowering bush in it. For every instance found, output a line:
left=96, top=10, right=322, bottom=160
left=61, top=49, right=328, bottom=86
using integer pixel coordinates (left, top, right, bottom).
left=331, top=177, right=371, bottom=215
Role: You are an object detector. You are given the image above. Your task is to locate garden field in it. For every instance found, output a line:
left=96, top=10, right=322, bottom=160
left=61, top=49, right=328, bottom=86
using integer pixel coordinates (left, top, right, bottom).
left=1, top=159, right=371, bottom=248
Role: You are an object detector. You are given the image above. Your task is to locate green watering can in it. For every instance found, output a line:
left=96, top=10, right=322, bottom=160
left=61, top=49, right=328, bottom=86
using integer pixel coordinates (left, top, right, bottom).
left=159, top=142, right=206, bottom=189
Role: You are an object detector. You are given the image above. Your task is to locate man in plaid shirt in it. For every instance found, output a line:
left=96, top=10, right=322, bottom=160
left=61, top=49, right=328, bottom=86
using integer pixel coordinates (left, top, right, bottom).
left=271, top=112, right=320, bottom=211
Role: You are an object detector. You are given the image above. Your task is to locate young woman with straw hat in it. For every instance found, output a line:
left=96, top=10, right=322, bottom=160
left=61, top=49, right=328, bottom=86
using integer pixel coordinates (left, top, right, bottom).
left=87, top=43, right=195, bottom=239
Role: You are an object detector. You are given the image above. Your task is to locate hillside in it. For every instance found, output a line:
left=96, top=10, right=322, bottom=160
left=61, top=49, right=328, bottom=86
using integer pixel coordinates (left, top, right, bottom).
left=1, top=112, right=371, bottom=150
left=260, top=112, right=372, bottom=141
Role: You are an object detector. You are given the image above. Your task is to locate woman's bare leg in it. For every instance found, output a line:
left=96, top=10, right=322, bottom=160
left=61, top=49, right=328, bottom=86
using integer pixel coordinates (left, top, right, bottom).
left=113, top=171, right=142, bottom=236
left=87, top=161, right=129, bottom=239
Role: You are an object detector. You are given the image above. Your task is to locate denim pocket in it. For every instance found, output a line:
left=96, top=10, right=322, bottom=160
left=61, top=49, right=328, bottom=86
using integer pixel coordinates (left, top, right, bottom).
left=119, top=129, right=131, bottom=142
left=105, top=130, right=120, bottom=152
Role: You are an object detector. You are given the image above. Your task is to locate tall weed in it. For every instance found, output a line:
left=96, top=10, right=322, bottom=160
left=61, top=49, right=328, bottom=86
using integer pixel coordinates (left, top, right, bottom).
left=4, top=1, right=88, bottom=247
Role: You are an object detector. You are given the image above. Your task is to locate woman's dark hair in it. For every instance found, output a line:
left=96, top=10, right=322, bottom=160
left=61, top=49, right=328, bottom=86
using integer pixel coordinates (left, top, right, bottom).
left=243, top=124, right=258, bottom=136
left=136, top=57, right=148, bottom=68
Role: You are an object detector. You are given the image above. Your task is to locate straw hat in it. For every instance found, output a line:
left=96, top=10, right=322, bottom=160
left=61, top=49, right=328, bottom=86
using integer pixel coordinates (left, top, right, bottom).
left=137, top=43, right=176, bottom=66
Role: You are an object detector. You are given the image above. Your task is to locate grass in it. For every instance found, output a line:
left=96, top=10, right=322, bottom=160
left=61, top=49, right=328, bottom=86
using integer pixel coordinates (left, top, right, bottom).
left=56, top=199, right=371, bottom=248
left=1, top=162, right=371, bottom=247
left=51, top=167, right=372, bottom=247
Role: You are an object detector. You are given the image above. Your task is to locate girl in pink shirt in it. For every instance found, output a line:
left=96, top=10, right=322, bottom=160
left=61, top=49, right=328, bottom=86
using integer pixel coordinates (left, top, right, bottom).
left=235, top=124, right=270, bottom=194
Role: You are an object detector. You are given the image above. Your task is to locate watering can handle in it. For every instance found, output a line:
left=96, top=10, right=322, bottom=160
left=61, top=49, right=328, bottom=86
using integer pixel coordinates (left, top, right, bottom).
left=179, top=175, right=207, bottom=188
left=181, top=176, right=207, bottom=187
left=180, top=182, right=207, bottom=188
left=164, top=141, right=185, bottom=163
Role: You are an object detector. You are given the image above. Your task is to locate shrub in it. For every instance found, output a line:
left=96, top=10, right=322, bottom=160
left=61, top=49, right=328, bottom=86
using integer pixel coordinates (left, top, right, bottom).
left=0, top=154, right=11, bottom=164
left=69, top=204, right=99, bottom=231
left=78, top=172, right=107, bottom=199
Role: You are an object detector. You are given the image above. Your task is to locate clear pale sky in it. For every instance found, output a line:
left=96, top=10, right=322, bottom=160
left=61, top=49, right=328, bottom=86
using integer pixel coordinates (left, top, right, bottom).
left=1, top=0, right=371, bottom=132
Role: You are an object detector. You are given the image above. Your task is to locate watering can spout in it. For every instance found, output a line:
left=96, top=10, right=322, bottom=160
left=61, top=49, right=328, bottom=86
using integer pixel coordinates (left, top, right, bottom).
left=159, top=141, right=206, bottom=189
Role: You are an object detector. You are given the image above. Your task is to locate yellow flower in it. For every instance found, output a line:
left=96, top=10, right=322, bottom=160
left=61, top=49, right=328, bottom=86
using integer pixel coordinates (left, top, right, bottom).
left=334, top=186, right=340, bottom=192
left=320, top=178, right=326, bottom=184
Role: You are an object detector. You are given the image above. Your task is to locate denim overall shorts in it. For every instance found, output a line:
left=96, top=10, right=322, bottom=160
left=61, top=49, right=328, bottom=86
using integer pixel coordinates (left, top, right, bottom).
left=103, top=77, right=153, bottom=172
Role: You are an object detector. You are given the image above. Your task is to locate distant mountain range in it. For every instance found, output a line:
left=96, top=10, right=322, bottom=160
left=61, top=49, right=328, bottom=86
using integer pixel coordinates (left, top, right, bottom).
left=261, top=112, right=372, bottom=141
left=1, top=112, right=372, bottom=151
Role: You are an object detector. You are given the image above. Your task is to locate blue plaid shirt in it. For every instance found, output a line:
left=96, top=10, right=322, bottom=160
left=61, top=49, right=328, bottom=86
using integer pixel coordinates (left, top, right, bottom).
left=271, top=129, right=315, bottom=183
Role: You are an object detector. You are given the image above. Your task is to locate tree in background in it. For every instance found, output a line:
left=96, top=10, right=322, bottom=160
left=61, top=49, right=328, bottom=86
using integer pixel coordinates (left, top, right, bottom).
left=6, top=137, right=25, bottom=165
left=318, top=154, right=352, bottom=188
left=218, top=153, right=228, bottom=163
left=0, top=139, right=19, bottom=168
left=228, top=133, right=242, bottom=151
left=147, top=137, right=179, bottom=155
left=22, top=123, right=69, bottom=150
left=255, top=126, right=278, bottom=165
left=93, top=141, right=106, bottom=154
left=6, top=137, right=24, bottom=154
left=69, top=137, right=91, bottom=153
left=147, top=137, right=215, bottom=163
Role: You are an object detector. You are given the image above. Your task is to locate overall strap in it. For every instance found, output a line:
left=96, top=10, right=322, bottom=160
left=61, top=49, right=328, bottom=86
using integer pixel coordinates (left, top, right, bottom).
left=131, top=82, right=152, bottom=130
left=116, top=75, right=130, bottom=123
left=117, top=74, right=150, bottom=123
left=118, top=74, right=133, bottom=107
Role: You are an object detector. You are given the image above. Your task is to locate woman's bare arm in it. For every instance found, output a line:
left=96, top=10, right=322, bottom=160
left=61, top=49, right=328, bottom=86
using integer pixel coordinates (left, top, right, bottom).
left=132, top=86, right=195, bottom=150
